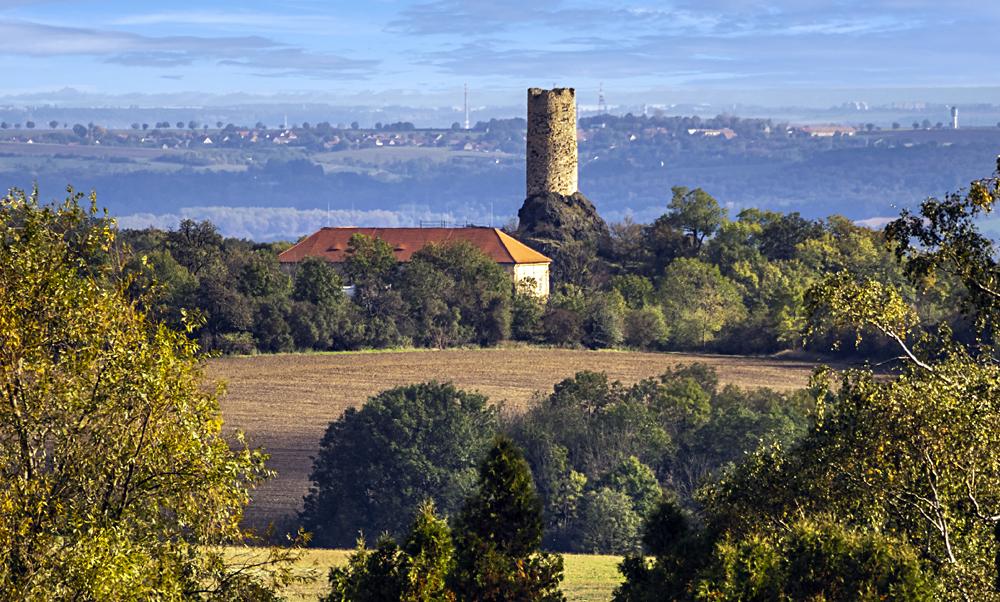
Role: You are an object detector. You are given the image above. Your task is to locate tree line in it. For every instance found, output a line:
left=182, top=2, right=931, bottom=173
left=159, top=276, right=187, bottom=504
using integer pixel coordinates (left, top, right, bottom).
left=301, top=368, right=812, bottom=557
left=119, top=185, right=970, bottom=360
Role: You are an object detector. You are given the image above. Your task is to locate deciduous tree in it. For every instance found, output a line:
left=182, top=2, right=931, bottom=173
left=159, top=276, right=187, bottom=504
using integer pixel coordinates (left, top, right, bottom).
left=0, top=188, right=287, bottom=599
left=303, top=383, right=498, bottom=547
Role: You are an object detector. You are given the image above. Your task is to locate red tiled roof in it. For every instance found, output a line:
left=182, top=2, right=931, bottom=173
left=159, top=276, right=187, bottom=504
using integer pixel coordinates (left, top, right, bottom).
left=278, top=227, right=551, bottom=265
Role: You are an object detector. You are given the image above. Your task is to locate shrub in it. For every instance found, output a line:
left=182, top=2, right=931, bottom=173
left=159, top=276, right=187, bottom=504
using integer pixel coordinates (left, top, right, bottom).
left=542, top=307, right=583, bottom=346
left=512, top=280, right=545, bottom=342
left=694, top=520, right=937, bottom=601
left=583, top=290, right=626, bottom=349
left=623, top=306, right=670, bottom=349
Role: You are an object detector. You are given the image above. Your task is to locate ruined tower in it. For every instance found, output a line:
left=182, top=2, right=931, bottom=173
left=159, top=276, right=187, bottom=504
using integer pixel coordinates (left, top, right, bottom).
left=517, top=87, right=608, bottom=284
left=526, top=88, right=578, bottom=197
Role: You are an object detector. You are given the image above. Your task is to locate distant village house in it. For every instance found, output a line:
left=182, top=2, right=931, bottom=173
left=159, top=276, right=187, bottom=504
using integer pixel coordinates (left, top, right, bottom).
left=278, top=227, right=551, bottom=297
left=686, top=128, right=737, bottom=139
left=796, top=125, right=857, bottom=137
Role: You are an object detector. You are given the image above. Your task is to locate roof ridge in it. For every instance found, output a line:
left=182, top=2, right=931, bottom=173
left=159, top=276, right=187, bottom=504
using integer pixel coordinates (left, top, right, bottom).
left=490, top=227, right=516, bottom=263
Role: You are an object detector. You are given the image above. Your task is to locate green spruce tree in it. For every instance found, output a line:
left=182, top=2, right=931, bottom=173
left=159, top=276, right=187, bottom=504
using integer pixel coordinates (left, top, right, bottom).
left=323, top=500, right=456, bottom=602
left=452, top=436, right=565, bottom=601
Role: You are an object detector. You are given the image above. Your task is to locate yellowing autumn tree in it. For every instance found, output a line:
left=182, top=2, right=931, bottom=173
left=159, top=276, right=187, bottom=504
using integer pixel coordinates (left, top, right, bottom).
left=0, top=189, right=287, bottom=600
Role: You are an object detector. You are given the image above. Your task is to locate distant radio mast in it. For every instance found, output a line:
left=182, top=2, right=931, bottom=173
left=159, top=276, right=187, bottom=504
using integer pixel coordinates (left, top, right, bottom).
left=598, top=83, right=607, bottom=114
left=464, top=83, right=470, bottom=130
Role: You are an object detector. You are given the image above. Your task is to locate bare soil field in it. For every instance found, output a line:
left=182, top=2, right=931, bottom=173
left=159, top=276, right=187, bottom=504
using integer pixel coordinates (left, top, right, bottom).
left=208, top=347, right=827, bottom=529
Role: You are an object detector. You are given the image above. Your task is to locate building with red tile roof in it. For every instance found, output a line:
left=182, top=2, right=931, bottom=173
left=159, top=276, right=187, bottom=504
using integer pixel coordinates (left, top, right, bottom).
left=279, top=227, right=551, bottom=296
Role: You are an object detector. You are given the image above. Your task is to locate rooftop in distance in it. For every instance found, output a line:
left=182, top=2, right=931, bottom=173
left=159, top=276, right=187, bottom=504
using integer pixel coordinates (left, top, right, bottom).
left=278, top=226, right=551, bottom=265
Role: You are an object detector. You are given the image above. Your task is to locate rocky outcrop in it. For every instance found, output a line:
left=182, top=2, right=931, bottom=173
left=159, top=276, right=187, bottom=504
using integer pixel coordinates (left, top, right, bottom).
left=518, top=87, right=609, bottom=286
left=516, top=190, right=609, bottom=253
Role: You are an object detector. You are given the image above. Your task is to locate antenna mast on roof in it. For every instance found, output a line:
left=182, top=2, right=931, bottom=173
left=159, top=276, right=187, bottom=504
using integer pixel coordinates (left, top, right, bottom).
left=464, top=83, right=470, bottom=130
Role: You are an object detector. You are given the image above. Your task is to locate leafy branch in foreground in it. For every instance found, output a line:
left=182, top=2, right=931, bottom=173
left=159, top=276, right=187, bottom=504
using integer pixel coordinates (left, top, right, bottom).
left=885, top=157, right=1000, bottom=337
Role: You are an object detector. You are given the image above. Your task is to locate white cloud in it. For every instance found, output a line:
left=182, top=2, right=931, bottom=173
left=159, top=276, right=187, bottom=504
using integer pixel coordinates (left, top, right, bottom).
left=0, top=19, right=378, bottom=78
left=109, top=10, right=360, bottom=35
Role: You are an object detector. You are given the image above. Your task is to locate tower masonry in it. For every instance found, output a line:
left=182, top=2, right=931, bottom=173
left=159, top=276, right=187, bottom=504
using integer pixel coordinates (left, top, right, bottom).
left=526, top=88, right=578, bottom=197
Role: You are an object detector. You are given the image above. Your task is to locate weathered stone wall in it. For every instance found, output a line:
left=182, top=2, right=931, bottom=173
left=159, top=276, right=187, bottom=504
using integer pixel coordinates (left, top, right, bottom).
left=526, top=88, right=578, bottom=197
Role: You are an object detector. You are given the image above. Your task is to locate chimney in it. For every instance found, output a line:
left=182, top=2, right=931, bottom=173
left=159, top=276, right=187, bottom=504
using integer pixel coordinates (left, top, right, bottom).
left=526, top=88, right=578, bottom=197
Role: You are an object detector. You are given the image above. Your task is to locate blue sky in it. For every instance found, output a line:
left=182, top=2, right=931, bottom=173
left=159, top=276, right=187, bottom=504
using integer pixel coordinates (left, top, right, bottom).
left=5, top=0, right=1000, bottom=107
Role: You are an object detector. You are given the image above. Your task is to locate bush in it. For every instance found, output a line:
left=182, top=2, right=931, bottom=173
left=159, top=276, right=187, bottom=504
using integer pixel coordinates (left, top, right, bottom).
left=512, top=282, right=545, bottom=342
left=542, top=307, right=583, bottom=346
left=583, top=290, right=626, bottom=349
left=254, top=299, right=294, bottom=353
left=623, top=306, right=670, bottom=349
left=694, top=520, right=937, bottom=601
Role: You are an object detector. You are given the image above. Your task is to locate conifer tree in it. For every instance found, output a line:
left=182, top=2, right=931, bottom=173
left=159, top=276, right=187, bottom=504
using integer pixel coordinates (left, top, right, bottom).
left=324, top=500, right=456, bottom=602
left=452, top=436, right=565, bottom=601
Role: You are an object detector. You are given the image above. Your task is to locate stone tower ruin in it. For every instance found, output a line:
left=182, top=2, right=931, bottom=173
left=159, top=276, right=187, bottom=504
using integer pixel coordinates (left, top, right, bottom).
left=517, top=87, right=609, bottom=284
left=526, top=88, right=578, bottom=197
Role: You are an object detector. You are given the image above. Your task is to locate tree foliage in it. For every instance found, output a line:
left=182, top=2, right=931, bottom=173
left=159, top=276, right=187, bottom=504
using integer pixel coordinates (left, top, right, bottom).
left=323, top=501, right=455, bottom=602
left=110, top=186, right=938, bottom=357
left=452, top=436, right=565, bottom=602
left=511, top=366, right=810, bottom=552
left=659, top=258, right=746, bottom=348
left=399, top=241, right=512, bottom=346
left=0, top=188, right=290, bottom=599
left=303, top=382, right=498, bottom=548
left=665, top=186, right=726, bottom=254
left=616, top=164, right=1000, bottom=600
